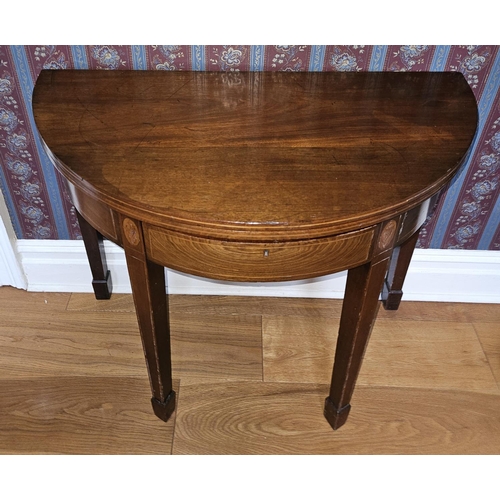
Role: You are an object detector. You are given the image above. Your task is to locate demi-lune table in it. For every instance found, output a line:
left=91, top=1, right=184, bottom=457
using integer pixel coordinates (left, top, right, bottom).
left=33, top=70, right=477, bottom=430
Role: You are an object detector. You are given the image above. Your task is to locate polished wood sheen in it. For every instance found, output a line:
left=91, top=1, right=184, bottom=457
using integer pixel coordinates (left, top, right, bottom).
left=145, top=225, right=375, bottom=281
left=2, top=288, right=500, bottom=454
left=32, top=70, right=478, bottom=431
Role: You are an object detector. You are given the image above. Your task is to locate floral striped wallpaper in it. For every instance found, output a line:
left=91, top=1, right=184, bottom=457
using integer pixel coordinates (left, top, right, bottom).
left=0, top=45, right=499, bottom=250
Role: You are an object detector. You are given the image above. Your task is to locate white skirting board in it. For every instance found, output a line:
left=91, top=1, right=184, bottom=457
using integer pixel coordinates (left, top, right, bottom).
left=15, top=239, right=500, bottom=303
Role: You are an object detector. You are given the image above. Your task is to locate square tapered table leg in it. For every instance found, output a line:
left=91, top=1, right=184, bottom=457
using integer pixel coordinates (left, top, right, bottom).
left=76, top=210, right=112, bottom=300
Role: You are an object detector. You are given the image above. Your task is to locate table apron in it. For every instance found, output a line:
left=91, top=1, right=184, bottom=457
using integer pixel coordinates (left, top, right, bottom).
left=69, top=179, right=436, bottom=283
left=68, top=183, right=121, bottom=245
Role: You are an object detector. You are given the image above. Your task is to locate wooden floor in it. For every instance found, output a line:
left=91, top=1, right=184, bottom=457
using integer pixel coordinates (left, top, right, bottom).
left=1, top=286, right=500, bottom=454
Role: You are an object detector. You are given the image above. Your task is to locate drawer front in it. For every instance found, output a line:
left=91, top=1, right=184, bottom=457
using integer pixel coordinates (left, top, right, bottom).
left=145, top=226, right=375, bottom=282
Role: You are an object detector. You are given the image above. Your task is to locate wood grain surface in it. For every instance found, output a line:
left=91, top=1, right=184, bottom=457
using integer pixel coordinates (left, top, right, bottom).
left=33, top=70, right=477, bottom=240
left=145, top=225, right=374, bottom=281
left=0, top=302, right=145, bottom=377
left=474, top=322, right=500, bottom=386
left=0, top=376, right=178, bottom=454
left=169, top=313, right=263, bottom=382
left=172, top=383, right=500, bottom=455
left=66, top=293, right=500, bottom=322
left=1, top=288, right=499, bottom=454
left=263, top=316, right=499, bottom=393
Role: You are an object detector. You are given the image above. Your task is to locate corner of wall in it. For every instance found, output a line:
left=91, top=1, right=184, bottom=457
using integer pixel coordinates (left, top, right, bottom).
left=0, top=191, right=27, bottom=289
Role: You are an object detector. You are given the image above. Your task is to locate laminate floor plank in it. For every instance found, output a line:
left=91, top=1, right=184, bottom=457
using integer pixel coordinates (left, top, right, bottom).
left=263, top=316, right=499, bottom=394
left=173, top=382, right=500, bottom=455
left=378, top=301, right=500, bottom=323
left=170, top=295, right=345, bottom=318
left=2, top=288, right=500, bottom=455
left=0, top=308, right=262, bottom=382
left=0, top=311, right=145, bottom=379
left=474, top=322, right=500, bottom=388
left=67, top=293, right=345, bottom=317
left=0, top=287, right=70, bottom=312
left=170, top=313, right=263, bottom=382
left=66, top=293, right=500, bottom=323
left=362, top=320, right=498, bottom=393
left=0, top=376, right=178, bottom=454
left=66, top=293, right=135, bottom=312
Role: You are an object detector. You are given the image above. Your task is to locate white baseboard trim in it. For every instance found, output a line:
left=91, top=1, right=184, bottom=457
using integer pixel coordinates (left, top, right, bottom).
left=15, top=239, right=500, bottom=303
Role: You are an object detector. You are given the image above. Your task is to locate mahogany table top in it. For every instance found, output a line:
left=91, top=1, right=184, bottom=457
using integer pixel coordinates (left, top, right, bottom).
left=33, top=70, right=477, bottom=241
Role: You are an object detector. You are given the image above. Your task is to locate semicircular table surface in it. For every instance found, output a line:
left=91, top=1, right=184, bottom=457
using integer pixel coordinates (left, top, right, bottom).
left=33, top=70, right=477, bottom=430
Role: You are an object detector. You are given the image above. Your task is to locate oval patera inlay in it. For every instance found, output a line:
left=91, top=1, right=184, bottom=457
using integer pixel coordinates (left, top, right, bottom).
left=123, top=217, right=141, bottom=246
left=378, top=220, right=397, bottom=251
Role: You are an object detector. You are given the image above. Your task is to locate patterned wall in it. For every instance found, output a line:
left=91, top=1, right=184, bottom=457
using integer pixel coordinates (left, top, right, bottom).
left=1, top=45, right=499, bottom=249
